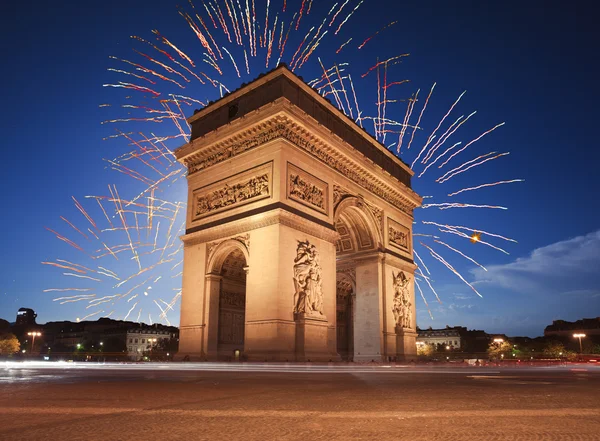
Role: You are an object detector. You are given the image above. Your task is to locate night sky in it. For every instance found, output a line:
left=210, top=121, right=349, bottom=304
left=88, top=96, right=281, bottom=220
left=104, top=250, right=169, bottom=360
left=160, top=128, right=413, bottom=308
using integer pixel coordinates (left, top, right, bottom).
left=1, top=0, right=598, bottom=336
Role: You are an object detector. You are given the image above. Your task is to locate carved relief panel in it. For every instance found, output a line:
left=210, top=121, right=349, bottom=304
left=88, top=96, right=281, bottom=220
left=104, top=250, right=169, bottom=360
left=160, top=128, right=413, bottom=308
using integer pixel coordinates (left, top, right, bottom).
left=388, top=218, right=411, bottom=253
left=192, top=162, right=272, bottom=221
left=287, top=163, right=328, bottom=215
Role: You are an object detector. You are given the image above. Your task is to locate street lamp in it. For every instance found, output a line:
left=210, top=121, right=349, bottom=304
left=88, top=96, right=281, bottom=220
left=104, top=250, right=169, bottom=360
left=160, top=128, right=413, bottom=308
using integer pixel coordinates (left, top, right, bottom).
left=27, top=331, right=41, bottom=353
left=573, top=333, right=586, bottom=353
left=148, top=338, right=157, bottom=360
left=493, top=338, right=504, bottom=344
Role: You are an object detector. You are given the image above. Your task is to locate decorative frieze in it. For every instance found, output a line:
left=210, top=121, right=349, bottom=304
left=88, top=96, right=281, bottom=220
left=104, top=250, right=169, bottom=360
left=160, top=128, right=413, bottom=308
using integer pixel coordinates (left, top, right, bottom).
left=388, top=218, right=411, bottom=253
left=293, top=240, right=324, bottom=317
left=185, top=117, right=416, bottom=216
left=392, top=271, right=412, bottom=329
left=192, top=162, right=272, bottom=221
left=287, top=163, right=328, bottom=214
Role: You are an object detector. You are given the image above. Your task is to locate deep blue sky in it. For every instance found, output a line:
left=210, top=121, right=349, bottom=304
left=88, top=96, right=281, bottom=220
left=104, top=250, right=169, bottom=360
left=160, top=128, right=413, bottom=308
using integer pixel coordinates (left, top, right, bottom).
left=1, top=0, right=598, bottom=336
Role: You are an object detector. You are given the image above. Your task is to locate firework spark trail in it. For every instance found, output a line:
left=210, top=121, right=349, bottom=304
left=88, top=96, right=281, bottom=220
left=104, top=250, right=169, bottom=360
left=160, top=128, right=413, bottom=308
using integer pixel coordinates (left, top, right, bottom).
left=422, top=111, right=476, bottom=164
left=438, top=152, right=510, bottom=183
left=109, top=185, right=141, bottom=270
left=107, top=68, right=155, bottom=84
left=318, top=58, right=344, bottom=109
left=437, top=228, right=510, bottom=255
left=347, top=74, right=363, bottom=127
left=103, top=82, right=161, bottom=96
left=361, top=54, right=409, bottom=78
left=335, top=0, right=364, bottom=35
left=423, top=221, right=517, bottom=243
left=295, top=0, right=307, bottom=30
left=438, top=122, right=506, bottom=169
left=132, top=50, right=188, bottom=87
left=434, top=239, right=487, bottom=271
left=290, top=26, right=315, bottom=69
left=153, top=300, right=172, bottom=326
left=413, top=249, right=431, bottom=275
left=278, top=12, right=297, bottom=63
left=64, top=273, right=102, bottom=282
left=124, top=301, right=139, bottom=321
left=396, top=90, right=418, bottom=150
left=53, top=295, right=97, bottom=305
left=414, top=277, right=433, bottom=319
left=358, top=20, right=397, bottom=49
left=421, top=242, right=482, bottom=298
left=410, top=91, right=465, bottom=168
left=336, top=37, right=352, bottom=54
left=417, top=142, right=461, bottom=178
left=448, top=179, right=524, bottom=197
left=153, top=29, right=196, bottom=66
left=416, top=264, right=442, bottom=304
left=60, top=216, right=89, bottom=240
left=329, top=0, right=350, bottom=26
left=422, top=202, right=507, bottom=210
left=45, top=228, right=86, bottom=254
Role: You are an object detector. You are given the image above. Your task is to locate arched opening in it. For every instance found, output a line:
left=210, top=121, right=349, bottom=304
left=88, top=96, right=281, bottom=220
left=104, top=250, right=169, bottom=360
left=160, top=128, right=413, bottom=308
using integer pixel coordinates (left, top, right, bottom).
left=336, top=272, right=354, bottom=360
left=334, top=196, right=382, bottom=362
left=209, top=244, right=248, bottom=361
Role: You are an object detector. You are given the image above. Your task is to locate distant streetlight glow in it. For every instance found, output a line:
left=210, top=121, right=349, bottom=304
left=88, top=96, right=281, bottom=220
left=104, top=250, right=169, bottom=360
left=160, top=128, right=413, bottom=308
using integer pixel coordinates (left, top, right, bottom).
left=573, top=333, right=586, bottom=353
left=493, top=338, right=504, bottom=343
left=27, top=331, right=42, bottom=353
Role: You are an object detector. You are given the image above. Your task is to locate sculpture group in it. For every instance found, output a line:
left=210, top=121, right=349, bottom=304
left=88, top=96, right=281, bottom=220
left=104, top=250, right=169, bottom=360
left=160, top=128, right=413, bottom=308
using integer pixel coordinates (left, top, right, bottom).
left=392, top=271, right=412, bottom=329
left=293, top=240, right=324, bottom=317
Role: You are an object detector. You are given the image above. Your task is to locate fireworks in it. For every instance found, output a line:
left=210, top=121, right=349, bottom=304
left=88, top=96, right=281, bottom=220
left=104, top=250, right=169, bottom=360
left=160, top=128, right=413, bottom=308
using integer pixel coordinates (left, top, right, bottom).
left=45, top=0, right=520, bottom=324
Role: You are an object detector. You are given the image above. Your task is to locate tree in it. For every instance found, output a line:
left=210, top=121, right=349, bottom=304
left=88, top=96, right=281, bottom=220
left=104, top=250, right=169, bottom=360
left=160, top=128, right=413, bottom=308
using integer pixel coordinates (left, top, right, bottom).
left=543, top=341, right=577, bottom=360
left=417, top=343, right=434, bottom=358
left=0, top=333, right=20, bottom=356
left=487, top=341, right=512, bottom=360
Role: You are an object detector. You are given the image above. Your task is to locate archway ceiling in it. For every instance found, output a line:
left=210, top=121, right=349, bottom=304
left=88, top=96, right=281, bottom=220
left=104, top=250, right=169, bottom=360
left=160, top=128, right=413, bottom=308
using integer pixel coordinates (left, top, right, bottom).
left=221, top=248, right=246, bottom=282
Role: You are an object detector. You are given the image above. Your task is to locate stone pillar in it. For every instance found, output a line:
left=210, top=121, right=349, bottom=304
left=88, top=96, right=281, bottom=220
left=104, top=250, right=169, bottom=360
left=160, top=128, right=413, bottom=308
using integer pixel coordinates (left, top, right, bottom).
left=353, top=256, right=384, bottom=362
left=176, top=242, right=207, bottom=361
left=204, top=273, right=222, bottom=360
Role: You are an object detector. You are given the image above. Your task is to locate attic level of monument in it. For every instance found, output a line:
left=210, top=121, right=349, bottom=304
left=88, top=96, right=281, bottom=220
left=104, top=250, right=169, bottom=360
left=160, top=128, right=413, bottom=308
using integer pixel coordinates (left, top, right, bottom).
left=182, top=64, right=413, bottom=189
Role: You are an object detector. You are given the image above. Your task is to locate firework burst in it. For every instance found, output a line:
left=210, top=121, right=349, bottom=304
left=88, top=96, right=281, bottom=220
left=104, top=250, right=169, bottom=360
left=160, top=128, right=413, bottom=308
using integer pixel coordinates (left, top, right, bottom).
left=44, top=0, right=522, bottom=324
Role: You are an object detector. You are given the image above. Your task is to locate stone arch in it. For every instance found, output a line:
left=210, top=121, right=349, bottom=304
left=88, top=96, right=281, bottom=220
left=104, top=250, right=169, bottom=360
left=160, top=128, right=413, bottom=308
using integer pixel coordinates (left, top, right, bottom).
left=333, top=196, right=383, bottom=255
left=205, top=238, right=249, bottom=361
left=206, top=238, right=250, bottom=275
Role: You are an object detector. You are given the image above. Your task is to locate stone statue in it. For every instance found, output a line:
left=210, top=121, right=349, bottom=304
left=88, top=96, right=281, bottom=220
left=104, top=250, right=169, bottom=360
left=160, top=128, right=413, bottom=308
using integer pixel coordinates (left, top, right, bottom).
left=293, top=240, right=324, bottom=317
left=392, top=271, right=412, bottom=329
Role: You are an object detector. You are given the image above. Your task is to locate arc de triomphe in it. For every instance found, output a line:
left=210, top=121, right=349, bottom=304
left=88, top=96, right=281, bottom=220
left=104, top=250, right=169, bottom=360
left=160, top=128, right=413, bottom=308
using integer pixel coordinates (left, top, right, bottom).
left=175, top=65, right=422, bottom=362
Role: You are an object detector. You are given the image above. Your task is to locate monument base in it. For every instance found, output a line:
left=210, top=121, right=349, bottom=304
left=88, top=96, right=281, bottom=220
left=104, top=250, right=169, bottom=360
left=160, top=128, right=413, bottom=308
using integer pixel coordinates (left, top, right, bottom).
left=294, top=313, right=331, bottom=361
left=395, top=327, right=418, bottom=362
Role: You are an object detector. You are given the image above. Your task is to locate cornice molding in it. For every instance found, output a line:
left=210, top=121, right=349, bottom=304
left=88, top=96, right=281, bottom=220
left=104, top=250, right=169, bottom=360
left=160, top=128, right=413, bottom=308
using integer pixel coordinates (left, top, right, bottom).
left=181, top=208, right=339, bottom=246
left=178, top=107, right=421, bottom=216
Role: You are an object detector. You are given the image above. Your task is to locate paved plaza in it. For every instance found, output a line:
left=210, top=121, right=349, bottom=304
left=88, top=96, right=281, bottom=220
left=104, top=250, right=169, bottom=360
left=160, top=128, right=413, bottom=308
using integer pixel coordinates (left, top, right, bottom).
left=1, top=362, right=599, bottom=440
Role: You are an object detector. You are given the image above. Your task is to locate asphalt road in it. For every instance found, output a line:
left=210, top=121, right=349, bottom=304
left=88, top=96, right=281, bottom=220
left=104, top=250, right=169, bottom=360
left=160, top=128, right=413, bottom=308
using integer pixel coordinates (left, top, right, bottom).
left=1, top=362, right=599, bottom=440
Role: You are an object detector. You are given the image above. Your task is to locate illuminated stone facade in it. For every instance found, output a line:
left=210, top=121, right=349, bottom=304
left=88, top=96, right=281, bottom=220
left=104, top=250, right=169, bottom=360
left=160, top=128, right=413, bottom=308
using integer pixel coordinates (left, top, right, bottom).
left=176, top=65, right=422, bottom=362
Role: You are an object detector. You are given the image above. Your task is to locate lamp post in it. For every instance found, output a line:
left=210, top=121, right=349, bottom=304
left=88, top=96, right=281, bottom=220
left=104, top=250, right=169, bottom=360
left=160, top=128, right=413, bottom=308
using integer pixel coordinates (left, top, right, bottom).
left=27, top=331, right=41, bottom=354
left=573, top=333, right=586, bottom=354
left=148, top=338, right=157, bottom=360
